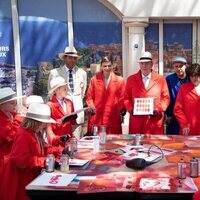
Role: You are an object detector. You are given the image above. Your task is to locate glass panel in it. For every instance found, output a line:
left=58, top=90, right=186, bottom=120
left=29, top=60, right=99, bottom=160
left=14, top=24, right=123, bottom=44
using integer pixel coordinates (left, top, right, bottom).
left=145, top=23, right=159, bottom=73
left=18, top=0, right=68, bottom=97
left=163, top=23, right=192, bottom=76
left=73, top=0, right=122, bottom=79
left=0, top=0, right=15, bottom=90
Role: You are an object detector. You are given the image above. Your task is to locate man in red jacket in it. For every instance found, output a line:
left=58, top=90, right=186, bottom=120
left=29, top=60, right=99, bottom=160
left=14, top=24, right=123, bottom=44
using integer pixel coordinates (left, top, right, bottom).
left=124, top=52, right=170, bottom=134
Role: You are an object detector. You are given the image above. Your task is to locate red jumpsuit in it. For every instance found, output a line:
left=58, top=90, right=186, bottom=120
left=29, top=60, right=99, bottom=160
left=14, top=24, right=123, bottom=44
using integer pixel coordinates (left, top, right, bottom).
left=86, top=71, right=125, bottom=134
left=0, top=111, right=20, bottom=191
left=124, top=71, right=170, bottom=134
left=174, top=82, right=200, bottom=135
left=47, top=95, right=76, bottom=145
left=1, top=127, right=49, bottom=200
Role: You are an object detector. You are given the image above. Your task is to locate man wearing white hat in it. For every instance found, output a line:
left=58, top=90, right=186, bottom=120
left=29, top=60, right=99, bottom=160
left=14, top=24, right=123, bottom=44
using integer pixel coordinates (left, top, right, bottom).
left=48, top=46, right=87, bottom=139
left=165, top=56, right=189, bottom=135
left=124, top=52, right=170, bottom=134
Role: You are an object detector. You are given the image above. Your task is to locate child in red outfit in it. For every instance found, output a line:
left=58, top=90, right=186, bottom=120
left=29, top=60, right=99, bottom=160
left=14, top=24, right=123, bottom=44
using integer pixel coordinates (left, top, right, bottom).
left=47, top=76, right=77, bottom=146
left=0, top=87, right=22, bottom=188
left=1, top=103, right=57, bottom=200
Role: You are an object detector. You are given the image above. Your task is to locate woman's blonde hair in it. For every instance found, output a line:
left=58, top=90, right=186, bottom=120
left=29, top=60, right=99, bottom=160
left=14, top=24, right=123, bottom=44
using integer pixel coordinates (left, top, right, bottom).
left=21, top=118, right=43, bottom=132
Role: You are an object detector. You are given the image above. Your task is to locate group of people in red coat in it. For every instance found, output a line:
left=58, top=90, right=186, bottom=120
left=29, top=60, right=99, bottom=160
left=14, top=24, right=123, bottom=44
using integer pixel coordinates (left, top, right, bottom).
left=1, top=47, right=200, bottom=200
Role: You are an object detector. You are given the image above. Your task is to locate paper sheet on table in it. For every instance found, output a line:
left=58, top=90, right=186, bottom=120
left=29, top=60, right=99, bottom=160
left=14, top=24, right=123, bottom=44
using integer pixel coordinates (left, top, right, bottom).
left=122, top=151, right=161, bottom=162
left=133, top=98, right=153, bottom=115
left=29, top=172, right=77, bottom=187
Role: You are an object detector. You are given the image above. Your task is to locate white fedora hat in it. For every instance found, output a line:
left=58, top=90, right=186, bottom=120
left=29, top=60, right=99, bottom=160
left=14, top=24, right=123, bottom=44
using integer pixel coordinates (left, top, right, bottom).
left=172, top=56, right=187, bottom=64
left=48, top=76, right=67, bottom=95
left=26, top=95, right=44, bottom=107
left=138, top=51, right=153, bottom=62
left=26, top=103, right=56, bottom=123
left=58, top=46, right=82, bottom=60
left=0, top=87, right=18, bottom=104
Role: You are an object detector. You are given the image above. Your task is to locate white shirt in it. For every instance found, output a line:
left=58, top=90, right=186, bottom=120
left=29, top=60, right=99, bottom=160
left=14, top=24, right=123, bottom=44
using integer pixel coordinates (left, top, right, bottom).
left=142, top=73, right=151, bottom=89
left=56, top=97, right=66, bottom=113
left=195, top=84, right=200, bottom=96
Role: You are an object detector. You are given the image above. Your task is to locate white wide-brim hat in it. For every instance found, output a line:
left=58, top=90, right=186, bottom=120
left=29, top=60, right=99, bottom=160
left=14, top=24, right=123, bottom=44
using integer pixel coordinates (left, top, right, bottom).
left=48, top=76, right=67, bottom=95
left=0, top=87, right=19, bottom=104
left=138, top=51, right=153, bottom=62
left=58, top=46, right=82, bottom=60
left=26, top=95, right=44, bottom=107
left=26, top=103, right=56, bottom=123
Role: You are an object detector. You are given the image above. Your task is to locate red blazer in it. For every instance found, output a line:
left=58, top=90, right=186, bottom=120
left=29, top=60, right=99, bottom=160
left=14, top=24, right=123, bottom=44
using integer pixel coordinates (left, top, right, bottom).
left=47, top=96, right=75, bottom=142
left=86, top=72, right=125, bottom=134
left=0, top=111, right=20, bottom=182
left=193, top=191, right=200, bottom=200
left=174, top=82, right=200, bottom=135
left=1, top=127, right=49, bottom=200
left=124, top=71, right=170, bottom=134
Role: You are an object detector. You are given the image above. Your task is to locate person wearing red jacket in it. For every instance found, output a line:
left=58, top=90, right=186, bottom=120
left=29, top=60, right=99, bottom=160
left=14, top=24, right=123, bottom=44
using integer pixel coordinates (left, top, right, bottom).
left=1, top=103, right=57, bottom=200
left=47, top=76, right=77, bottom=146
left=124, top=52, right=170, bottom=134
left=174, top=63, right=200, bottom=135
left=86, top=56, right=126, bottom=134
left=0, top=87, right=22, bottom=192
left=193, top=190, right=200, bottom=200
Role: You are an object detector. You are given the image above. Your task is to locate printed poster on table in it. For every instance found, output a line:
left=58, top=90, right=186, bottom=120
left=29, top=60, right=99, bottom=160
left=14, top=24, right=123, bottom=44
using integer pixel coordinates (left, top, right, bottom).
left=29, top=172, right=77, bottom=187
left=133, top=98, right=154, bottom=115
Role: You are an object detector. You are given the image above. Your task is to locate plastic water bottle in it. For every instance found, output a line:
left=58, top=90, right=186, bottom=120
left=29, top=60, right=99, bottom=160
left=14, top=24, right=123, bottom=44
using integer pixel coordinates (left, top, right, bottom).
left=177, top=157, right=187, bottom=179
left=93, top=124, right=98, bottom=136
left=190, top=157, right=198, bottom=178
left=135, top=134, right=141, bottom=146
left=100, top=125, right=106, bottom=145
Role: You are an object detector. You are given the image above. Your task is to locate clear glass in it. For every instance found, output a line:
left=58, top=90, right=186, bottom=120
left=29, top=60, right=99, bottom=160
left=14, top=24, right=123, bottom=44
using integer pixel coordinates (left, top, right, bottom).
left=68, top=137, right=78, bottom=158
left=60, top=154, right=69, bottom=173
left=93, top=136, right=100, bottom=152
left=45, top=154, right=55, bottom=173
left=100, top=125, right=106, bottom=145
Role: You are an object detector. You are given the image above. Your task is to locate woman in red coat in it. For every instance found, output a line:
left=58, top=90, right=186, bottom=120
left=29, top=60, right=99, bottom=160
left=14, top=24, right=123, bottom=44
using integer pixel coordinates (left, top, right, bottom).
left=1, top=103, right=57, bottom=200
left=86, top=56, right=126, bottom=134
left=47, top=76, right=77, bottom=146
left=174, top=63, right=200, bottom=135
